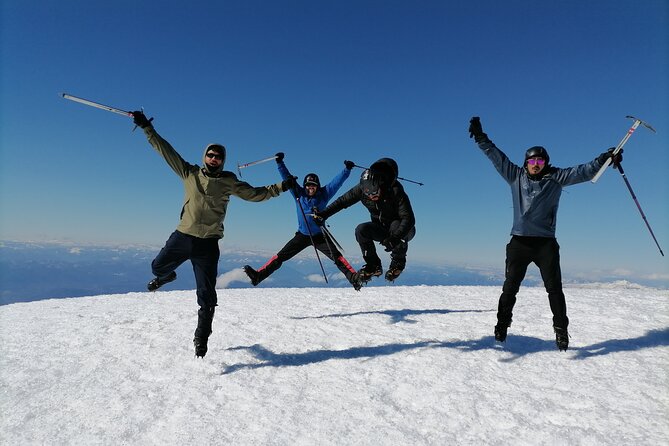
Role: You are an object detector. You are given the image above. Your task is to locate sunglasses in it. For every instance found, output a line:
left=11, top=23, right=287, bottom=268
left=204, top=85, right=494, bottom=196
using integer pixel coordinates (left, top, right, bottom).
left=527, top=158, right=545, bottom=166
left=206, top=153, right=223, bottom=160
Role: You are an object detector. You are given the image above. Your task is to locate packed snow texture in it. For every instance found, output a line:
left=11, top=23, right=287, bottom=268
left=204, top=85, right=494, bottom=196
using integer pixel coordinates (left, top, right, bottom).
left=1, top=285, right=668, bottom=445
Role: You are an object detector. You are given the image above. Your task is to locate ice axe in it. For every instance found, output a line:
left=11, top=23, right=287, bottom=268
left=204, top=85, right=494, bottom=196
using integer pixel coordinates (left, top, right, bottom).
left=236, top=155, right=279, bottom=177
left=591, top=115, right=656, bottom=183
left=596, top=116, right=663, bottom=256
left=61, top=93, right=152, bottom=130
left=61, top=93, right=133, bottom=117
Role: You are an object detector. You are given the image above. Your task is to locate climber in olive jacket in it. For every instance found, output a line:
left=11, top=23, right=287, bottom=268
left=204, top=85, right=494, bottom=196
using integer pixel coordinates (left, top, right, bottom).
left=132, top=110, right=294, bottom=358
left=143, top=127, right=285, bottom=239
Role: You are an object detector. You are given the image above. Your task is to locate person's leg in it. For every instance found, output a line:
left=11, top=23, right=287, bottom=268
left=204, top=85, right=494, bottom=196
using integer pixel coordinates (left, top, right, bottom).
left=191, top=237, right=220, bottom=357
left=355, top=222, right=386, bottom=277
left=244, top=233, right=310, bottom=285
left=535, top=238, right=568, bottom=329
left=495, top=237, right=532, bottom=341
left=315, top=236, right=362, bottom=290
left=148, top=231, right=190, bottom=290
left=534, top=238, right=569, bottom=350
left=385, top=223, right=416, bottom=281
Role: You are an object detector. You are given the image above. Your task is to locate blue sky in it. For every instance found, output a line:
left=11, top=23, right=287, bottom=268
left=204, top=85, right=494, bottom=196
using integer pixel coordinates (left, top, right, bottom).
left=1, top=0, right=667, bottom=281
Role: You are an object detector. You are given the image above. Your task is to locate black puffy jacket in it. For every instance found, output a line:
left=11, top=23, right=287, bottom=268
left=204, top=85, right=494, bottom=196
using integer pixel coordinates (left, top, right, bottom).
left=321, top=181, right=415, bottom=240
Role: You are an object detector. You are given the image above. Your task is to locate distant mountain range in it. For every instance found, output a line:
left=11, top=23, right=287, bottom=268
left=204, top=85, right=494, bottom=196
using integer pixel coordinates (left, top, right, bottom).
left=1, top=240, right=665, bottom=305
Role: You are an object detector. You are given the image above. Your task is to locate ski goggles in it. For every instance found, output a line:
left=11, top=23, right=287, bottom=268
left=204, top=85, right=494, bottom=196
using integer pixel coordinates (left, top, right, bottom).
left=527, top=158, right=546, bottom=166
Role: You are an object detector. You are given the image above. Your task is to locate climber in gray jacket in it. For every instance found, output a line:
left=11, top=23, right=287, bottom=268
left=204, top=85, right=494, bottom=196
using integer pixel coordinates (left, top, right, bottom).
left=469, top=116, right=620, bottom=351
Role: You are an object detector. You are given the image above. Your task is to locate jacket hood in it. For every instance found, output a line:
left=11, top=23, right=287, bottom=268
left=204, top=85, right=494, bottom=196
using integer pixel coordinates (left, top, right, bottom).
left=368, top=158, right=399, bottom=188
left=203, top=143, right=226, bottom=174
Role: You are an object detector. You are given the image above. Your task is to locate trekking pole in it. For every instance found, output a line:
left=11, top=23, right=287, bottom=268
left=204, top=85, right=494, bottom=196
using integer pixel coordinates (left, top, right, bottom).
left=351, top=163, right=424, bottom=186
left=318, top=223, right=340, bottom=266
left=592, top=116, right=656, bottom=183
left=236, top=156, right=279, bottom=177
left=320, top=222, right=345, bottom=253
left=612, top=159, right=664, bottom=256
left=293, top=187, right=329, bottom=283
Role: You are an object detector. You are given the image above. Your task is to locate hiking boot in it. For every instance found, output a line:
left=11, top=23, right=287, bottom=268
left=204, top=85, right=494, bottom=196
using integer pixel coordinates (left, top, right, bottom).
left=385, top=267, right=403, bottom=282
left=554, top=327, right=569, bottom=351
left=359, top=264, right=382, bottom=282
left=193, top=307, right=215, bottom=358
left=193, top=336, right=208, bottom=358
left=494, top=320, right=511, bottom=342
left=385, top=257, right=405, bottom=282
left=348, top=273, right=364, bottom=291
left=243, top=265, right=260, bottom=286
left=147, top=271, right=177, bottom=291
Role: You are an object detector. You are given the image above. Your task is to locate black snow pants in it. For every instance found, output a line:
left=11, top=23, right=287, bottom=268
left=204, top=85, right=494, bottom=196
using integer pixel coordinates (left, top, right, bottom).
left=497, top=235, right=568, bottom=329
left=151, top=230, right=220, bottom=310
left=257, top=232, right=357, bottom=283
left=355, top=220, right=416, bottom=269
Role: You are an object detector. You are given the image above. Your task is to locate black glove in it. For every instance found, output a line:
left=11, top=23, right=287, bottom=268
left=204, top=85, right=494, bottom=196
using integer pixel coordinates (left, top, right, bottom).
left=382, top=236, right=402, bottom=252
left=597, top=147, right=623, bottom=167
left=281, top=175, right=298, bottom=192
left=469, top=116, right=487, bottom=143
left=132, top=111, right=153, bottom=129
left=275, top=152, right=285, bottom=163
left=312, top=209, right=327, bottom=226
left=344, top=160, right=355, bottom=170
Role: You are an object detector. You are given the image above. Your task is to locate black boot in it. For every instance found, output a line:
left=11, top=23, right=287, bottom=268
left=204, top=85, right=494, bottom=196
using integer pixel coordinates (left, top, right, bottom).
left=193, top=307, right=215, bottom=358
left=243, top=265, right=260, bottom=286
left=243, top=257, right=281, bottom=286
left=334, top=256, right=363, bottom=291
left=494, top=320, right=512, bottom=342
left=385, top=257, right=405, bottom=282
left=358, top=245, right=382, bottom=283
left=347, top=272, right=364, bottom=291
left=554, top=326, right=569, bottom=351
left=147, top=271, right=177, bottom=291
left=359, top=263, right=382, bottom=282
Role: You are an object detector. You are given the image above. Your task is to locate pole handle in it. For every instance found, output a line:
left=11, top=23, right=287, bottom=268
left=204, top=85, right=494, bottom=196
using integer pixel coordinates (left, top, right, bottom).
left=592, top=119, right=641, bottom=183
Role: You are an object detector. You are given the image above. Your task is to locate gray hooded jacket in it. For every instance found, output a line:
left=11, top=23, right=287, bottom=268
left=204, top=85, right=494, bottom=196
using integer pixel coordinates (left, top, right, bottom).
left=478, top=138, right=605, bottom=238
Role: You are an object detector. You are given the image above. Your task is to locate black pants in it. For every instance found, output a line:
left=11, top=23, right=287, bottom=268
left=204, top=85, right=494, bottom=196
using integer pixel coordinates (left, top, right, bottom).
left=497, top=236, right=568, bottom=329
left=151, top=231, right=220, bottom=309
left=355, top=221, right=416, bottom=269
left=258, top=232, right=357, bottom=282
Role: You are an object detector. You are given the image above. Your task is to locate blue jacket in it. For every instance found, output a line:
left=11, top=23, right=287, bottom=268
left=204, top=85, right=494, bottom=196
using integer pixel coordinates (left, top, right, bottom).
left=478, top=138, right=605, bottom=238
left=278, top=161, right=351, bottom=235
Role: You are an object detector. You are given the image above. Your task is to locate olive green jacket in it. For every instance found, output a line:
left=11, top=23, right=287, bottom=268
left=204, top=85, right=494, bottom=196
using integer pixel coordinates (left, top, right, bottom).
left=143, top=126, right=283, bottom=239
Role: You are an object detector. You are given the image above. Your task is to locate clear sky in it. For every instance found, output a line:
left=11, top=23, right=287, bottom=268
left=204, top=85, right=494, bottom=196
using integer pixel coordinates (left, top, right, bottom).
left=1, top=0, right=667, bottom=281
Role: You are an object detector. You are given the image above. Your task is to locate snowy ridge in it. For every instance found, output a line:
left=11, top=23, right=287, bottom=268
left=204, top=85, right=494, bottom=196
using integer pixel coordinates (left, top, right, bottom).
left=1, top=285, right=667, bottom=445
left=567, top=280, right=650, bottom=290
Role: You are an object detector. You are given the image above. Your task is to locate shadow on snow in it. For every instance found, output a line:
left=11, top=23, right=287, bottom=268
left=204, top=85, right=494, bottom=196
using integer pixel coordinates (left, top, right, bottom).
left=570, top=327, right=669, bottom=360
left=219, top=326, right=669, bottom=375
left=290, top=307, right=494, bottom=324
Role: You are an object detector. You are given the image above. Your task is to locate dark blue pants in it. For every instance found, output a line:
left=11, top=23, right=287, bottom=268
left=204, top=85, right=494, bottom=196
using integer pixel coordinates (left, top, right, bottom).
left=497, top=236, right=568, bottom=329
left=355, top=221, right=416, bottom=269
left=151, top=231, right=220, bottom=309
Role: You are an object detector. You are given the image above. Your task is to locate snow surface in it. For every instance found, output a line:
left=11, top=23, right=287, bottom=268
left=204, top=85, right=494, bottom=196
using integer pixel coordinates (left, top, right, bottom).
left=1, top=284, right=668, bottom=445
